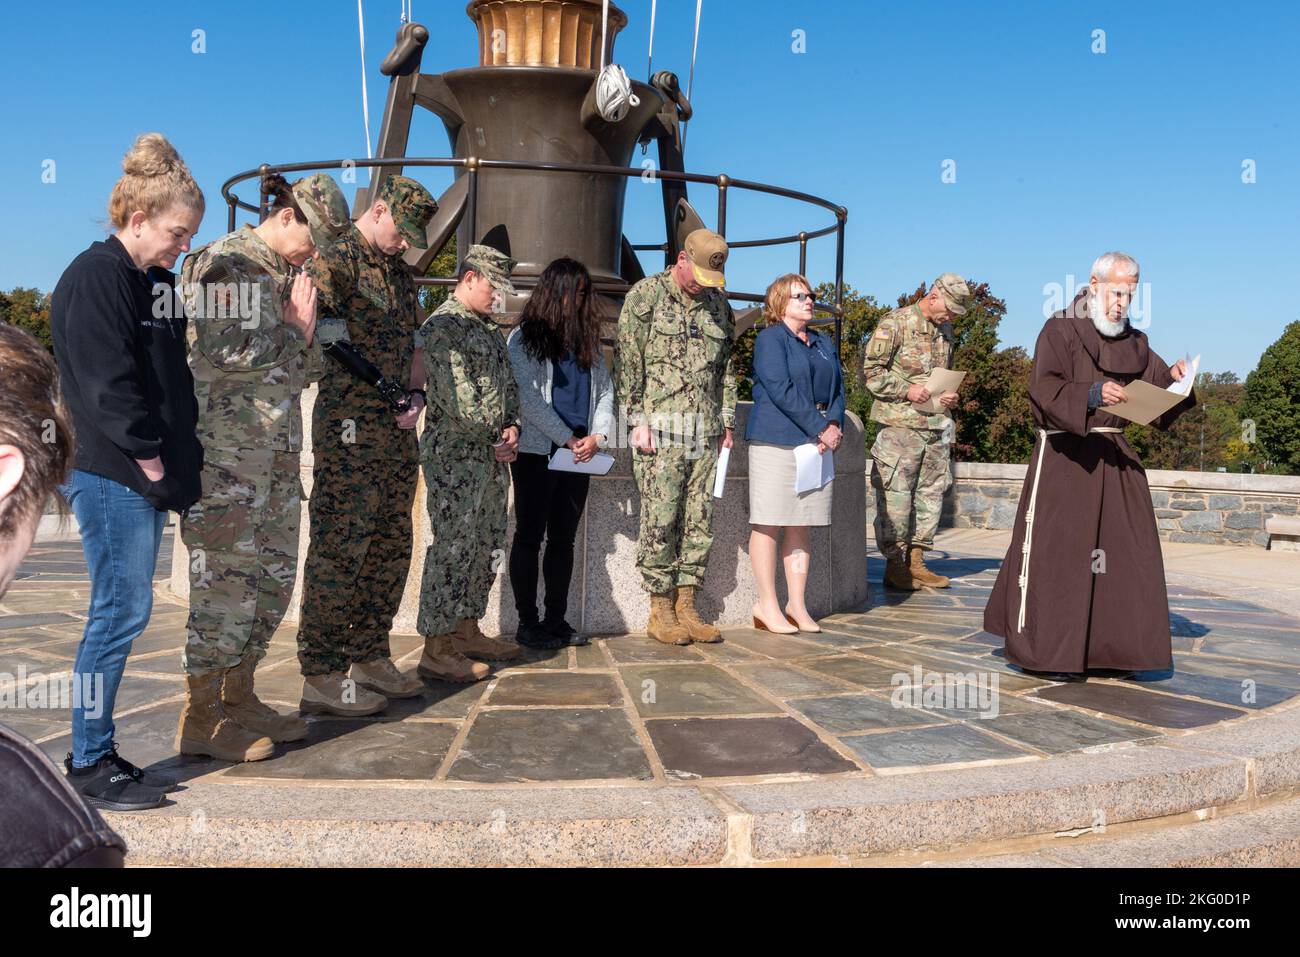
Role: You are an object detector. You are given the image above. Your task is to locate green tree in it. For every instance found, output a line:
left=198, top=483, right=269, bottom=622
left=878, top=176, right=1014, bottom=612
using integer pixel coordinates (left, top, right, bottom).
left=1124, top=371, right=1247, bottom=472
left=418, top=236, right=458, bottom=318
left=0, top=287, right=53, bottom=351
left=1240, top=320, right=1300, bottom=474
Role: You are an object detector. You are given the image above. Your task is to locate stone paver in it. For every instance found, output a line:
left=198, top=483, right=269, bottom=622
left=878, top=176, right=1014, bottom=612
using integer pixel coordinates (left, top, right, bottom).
left=646, top=716, right=859, bottom=778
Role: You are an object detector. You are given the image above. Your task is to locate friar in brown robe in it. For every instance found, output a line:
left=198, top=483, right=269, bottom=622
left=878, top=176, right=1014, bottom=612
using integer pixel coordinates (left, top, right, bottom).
left=983, top=275, right=1195, bottom=675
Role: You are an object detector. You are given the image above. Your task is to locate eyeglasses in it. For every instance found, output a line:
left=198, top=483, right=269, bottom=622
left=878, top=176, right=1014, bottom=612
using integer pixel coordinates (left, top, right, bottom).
left=790, top=292, right=818, bottom=303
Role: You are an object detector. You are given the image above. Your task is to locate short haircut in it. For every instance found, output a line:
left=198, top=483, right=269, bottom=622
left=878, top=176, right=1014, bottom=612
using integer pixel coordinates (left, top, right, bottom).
left=764, top=272, right=813, bottom=324
left=0, top=324, right=73, bottom=540
left=1091, top=251, right=1140, bottom=281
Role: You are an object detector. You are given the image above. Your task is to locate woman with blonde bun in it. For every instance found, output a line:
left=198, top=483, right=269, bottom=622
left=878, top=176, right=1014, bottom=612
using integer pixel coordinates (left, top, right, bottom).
left=50, top=133, right=204, bottom=811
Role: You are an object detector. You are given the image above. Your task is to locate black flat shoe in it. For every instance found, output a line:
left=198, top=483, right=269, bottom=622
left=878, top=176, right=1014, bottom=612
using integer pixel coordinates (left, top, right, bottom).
left=1087, top=668, right=1137, bottom=680
left=64, top=753, right=167, bottom=811
left=542, top=619, right=589, bottom=646
left=517, top=622, right=565, bottom=650
left=66, top=743, right=180, bottom=793
left=1021, top=669, right=1087, bottom=682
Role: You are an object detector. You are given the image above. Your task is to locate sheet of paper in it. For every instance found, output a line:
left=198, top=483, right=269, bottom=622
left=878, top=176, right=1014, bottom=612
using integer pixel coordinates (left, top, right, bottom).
left=1102, top=379, right=1188, bottom=426
left=1167, top=352, right=1200, bottom=397
left=911, top=368, right=967, bottom=414
left=548, top=448, right=615, bottom=475
left=793, top=443, right=834, bottom=494
left=712, top=446, right=730, bottom=498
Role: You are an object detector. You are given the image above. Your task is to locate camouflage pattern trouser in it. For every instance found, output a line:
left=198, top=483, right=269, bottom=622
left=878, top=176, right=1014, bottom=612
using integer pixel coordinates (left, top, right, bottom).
left=297, top=455, right=416, bottom=676
left=632, top=438, right=720, bottom=594
left=416, top=438, right=509, bottom=638
left=181, top=448, right=300, bottom=676
left=870, top=425, right=950, bottom=560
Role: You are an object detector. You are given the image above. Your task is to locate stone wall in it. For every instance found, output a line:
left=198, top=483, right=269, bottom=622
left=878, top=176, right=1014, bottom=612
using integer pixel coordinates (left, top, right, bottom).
left=907, top=461, right=1300, bottom=548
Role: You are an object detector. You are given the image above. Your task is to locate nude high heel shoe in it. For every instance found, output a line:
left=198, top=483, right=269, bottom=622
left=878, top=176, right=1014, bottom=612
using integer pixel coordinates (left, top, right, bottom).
left=752, top=604, right=798, bottom=634
left=783, top=606, right=821, bottom=633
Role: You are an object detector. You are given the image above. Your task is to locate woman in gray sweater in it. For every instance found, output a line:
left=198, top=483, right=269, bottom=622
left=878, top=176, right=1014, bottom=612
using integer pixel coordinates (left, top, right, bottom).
left=506, top=258, right=616, bottom=648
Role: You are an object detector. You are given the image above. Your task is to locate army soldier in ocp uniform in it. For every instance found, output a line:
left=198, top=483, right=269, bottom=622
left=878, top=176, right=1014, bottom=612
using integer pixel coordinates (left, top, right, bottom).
left=615, top=229, right=737, bottom=645
left=413, top=245, right=522, bottom=681
left=178, top=172, right=350, bottom=762
left=864, top=273, right=971, bottom=590
left=296, top=175, right=436, bottom=714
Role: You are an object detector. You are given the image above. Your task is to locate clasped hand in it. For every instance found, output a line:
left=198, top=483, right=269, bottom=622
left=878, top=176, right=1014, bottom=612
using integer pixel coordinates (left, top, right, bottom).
left=493, top=426, right=520, bottom=462
left=566, top=434, right=601, bottom=463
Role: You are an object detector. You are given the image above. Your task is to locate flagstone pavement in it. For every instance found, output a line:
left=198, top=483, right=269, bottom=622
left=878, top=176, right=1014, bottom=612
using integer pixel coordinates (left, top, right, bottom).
left=5, top=528, right=1298, bottom=791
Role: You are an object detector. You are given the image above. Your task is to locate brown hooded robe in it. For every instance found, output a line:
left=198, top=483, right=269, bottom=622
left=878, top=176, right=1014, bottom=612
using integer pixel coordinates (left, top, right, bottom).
left=983, top=293, right=1196, bottom=672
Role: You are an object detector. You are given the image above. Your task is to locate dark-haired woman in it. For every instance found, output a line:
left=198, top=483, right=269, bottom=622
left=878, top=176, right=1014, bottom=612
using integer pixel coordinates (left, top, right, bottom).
left=175, top=171, right=349, bottom=763
left=506, top=258, right=615, bottom=648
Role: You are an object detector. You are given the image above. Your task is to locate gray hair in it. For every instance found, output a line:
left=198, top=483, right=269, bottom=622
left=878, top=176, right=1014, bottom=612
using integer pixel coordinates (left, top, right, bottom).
left=1090, top=251, right=1140, bottom=281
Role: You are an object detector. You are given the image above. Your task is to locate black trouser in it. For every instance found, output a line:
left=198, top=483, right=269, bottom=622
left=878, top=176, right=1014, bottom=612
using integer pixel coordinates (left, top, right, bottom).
left=509, top=449, right=591, bottom=626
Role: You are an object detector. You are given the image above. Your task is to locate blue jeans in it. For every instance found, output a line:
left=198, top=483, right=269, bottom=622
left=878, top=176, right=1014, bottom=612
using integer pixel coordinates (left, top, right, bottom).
left=61, top=470, right=168, bottom=767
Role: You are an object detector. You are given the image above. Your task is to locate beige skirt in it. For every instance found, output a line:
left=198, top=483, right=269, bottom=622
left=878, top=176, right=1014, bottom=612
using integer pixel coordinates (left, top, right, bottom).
left=748, top=441, right=834, bottom=526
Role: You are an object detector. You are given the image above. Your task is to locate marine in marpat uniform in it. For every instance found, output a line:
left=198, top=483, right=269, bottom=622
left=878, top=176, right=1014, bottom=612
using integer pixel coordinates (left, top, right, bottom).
left=864, top=272, right=971, bottom=590
left=615, top=228, right=737, bottom=645
left=296, top=175, right=437, bottom=714
left=414, top=244, right=522, bottom=682
left=177, top=172, right=350, bottom=762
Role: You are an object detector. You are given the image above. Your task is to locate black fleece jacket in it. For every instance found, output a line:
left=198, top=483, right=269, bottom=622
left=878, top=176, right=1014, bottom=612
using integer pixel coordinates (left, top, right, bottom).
left=50, top=235, right=202, bottom=512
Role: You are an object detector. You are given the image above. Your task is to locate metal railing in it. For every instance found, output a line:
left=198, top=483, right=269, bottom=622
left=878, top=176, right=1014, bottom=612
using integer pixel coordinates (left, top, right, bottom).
left=221, top=156, right=849, bottom=345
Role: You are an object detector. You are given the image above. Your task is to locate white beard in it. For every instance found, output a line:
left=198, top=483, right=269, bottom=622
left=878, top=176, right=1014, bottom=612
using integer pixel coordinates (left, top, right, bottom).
left=1091, top=314, right=1128, bottom=338
left=1087, top=292, right=1129, bottom=338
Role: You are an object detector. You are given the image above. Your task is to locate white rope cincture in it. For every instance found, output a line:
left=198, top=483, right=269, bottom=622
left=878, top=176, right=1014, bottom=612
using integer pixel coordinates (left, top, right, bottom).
left=1016, top=426, right=1123, bottom=632
left=594, top=0, right=640, bottom=121
left=682, top=0, right=703, bottom=147
left=357, top=0, right=373, bottom=162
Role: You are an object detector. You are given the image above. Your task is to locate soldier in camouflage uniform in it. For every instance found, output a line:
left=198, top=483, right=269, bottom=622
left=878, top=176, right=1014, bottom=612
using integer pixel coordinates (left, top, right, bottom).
left=615, top=229, right=737, bottom=645
left=296, top=175, right=437, bottom=714
left=864, top=273, right=971, bottom=590
left=412, top=245, right=522, bottom=681
left=178, top=172, right=350, bottom=762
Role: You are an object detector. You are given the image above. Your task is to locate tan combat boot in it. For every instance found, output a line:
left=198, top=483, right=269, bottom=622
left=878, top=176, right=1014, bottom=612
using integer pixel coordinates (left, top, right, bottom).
left=221, top=653, right=308, bottom=742
left=299, top=672, right=388, bottom=716
left=175, top=670, right=275, bottom=762
left=908, top=544, right=950, bottom=588
left=646, top=593, right=690, bottom=645
left=675, top=585, right=722, bottom=643
left=454, top=618, right=521, bottom=662
left=417, top=634, right=491, bottom=683
left=351, top=657, right=425, bottom=699
left=883, top=550, right=920, bottom=590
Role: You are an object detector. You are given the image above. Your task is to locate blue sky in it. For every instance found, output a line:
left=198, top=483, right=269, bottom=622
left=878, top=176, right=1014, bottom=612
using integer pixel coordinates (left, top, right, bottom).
left=1, top=0, right=1295, bottom=376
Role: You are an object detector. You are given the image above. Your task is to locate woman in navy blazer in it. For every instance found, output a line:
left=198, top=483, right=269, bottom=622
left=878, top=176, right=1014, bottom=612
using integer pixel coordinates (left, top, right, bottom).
left=745, top=274, right=846, bottom=633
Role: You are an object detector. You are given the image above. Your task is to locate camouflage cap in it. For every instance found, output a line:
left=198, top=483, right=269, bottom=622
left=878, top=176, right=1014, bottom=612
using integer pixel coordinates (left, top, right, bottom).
left=291, top=173, right=350, bottom=251
left=932, top=272, right=972, bottom=316
left=684, top=228, right=728, bottom=287
left=377, top=175, right=436, bottom=249
left=463, top=243, right=517, bottom=295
